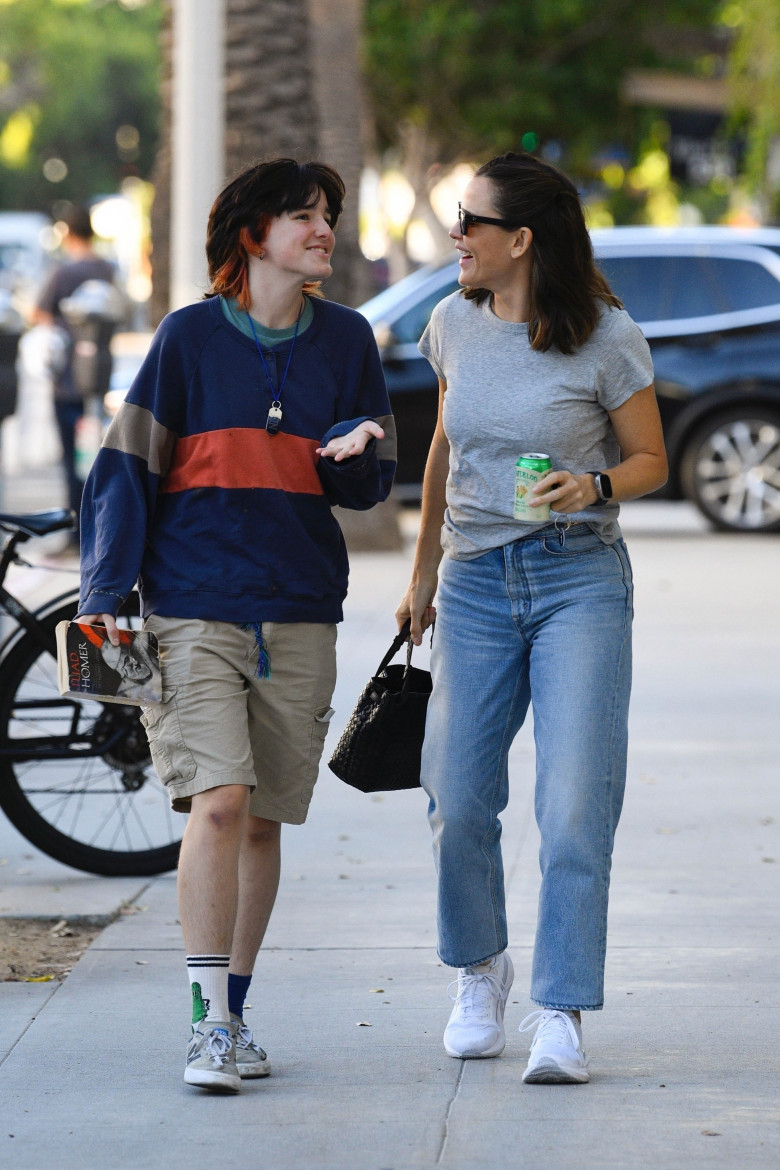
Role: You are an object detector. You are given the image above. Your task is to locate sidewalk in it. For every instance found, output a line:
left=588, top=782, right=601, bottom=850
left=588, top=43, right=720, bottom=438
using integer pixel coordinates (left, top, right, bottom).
left=0, top=487, right=778, bottom=1168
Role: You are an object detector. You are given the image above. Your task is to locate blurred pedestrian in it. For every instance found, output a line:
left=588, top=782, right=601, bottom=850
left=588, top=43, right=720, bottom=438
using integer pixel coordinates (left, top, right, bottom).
left=396, top=152, right=667, bottom=1083
left=32, top=206, right=116, bottom=536
left=76, top=158, right=396, bottom=1092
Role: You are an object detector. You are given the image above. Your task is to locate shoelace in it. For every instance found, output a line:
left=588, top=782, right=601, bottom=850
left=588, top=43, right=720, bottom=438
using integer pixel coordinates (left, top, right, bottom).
left=518, top=1009, right=583, bottom=1055
left=202, top=1028, right=233, bottom=1067
left=448, top=964, right=503, bottom=1019
left=235, top=1020, right=267, bottom=1059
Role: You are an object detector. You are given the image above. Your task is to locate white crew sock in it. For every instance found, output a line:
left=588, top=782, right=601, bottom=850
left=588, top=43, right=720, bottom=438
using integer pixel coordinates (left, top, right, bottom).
left=186, top=954, right=230, bottom=1025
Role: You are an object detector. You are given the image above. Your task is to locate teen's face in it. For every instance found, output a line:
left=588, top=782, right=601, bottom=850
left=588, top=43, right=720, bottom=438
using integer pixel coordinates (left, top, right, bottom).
left=450, top=176, right=517, bottom=291
left=260, top=189, right=335, bottom=282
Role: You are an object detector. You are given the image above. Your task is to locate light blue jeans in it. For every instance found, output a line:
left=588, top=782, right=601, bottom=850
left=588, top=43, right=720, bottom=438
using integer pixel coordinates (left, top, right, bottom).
left=422, top=523, right=633, bottom=1010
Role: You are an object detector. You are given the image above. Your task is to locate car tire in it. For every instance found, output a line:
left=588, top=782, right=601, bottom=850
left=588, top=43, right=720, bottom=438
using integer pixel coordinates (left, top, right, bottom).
left=680, top=407, right=780, bottom=533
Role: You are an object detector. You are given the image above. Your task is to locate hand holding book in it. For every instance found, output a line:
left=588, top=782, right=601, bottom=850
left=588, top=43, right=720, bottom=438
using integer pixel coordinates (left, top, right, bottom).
left=77, top=612, right=121, bottom=646
left=56, top=620, right=162, bottom=707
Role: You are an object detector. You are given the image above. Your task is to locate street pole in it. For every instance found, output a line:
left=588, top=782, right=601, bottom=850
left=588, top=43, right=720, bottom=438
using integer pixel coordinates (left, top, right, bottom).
left=169, top=0, right=225, bottom=310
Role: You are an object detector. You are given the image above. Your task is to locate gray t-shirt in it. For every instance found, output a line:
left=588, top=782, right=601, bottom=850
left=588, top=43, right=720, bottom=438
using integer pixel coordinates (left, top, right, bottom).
left=419, top=292, right=654, bottom=557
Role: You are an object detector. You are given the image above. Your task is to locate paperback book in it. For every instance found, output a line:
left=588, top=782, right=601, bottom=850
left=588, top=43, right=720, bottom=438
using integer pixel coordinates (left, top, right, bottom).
left=56, top=621, right=163, bottom=706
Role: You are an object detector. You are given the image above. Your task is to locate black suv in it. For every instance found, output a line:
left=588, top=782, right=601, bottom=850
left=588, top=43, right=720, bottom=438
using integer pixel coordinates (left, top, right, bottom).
left=360, top=226, right=780, bottom=533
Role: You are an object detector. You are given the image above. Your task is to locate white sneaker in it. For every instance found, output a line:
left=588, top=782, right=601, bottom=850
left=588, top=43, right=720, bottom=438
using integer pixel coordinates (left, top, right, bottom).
left=443, top=952, right=514, bottom=1059
left=230, top=1013, right=271, bottom=1079
left=519, top=1009, right=590, bottom=1084
left=184, top=1020, right=241, bottom=1092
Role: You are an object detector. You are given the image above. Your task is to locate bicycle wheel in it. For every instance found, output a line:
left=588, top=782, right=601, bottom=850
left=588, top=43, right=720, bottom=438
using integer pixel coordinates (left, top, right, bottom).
left=0, top=598, right=182, bottom=876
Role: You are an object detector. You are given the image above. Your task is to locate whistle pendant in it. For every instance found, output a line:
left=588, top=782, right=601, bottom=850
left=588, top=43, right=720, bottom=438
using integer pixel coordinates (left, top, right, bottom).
left=266, top=401, right=283, bottom=434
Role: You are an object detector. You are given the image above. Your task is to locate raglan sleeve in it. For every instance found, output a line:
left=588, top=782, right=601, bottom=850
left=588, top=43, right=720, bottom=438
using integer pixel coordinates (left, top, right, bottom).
left=316, top=316, right=397, bottom=512
left=78, top=316, right=185, bottom=616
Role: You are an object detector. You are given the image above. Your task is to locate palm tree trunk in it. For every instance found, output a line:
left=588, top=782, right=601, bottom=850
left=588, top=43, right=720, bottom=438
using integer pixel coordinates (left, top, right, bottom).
left=151, top=0, right=371, bottom=316
left=307, top=0, right=372, bottom=308
left=224, top=0, right=318, bottom=170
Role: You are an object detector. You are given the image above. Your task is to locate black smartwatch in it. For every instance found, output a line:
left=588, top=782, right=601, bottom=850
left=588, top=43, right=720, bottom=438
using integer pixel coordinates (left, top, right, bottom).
left=588, top=471, right=613, bottom=506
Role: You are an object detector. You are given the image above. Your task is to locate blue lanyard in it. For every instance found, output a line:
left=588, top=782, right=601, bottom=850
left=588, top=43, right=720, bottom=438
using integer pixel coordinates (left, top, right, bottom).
left=246, top=301, right=303, bottom=433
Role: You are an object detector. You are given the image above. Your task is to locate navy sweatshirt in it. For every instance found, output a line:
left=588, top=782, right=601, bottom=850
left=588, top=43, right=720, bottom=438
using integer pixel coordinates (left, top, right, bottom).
left=79, top=295, right=396, bottom=623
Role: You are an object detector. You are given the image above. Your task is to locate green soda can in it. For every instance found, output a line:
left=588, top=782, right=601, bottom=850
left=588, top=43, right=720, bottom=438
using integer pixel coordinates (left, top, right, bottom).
left=514, top=452, right=553, bottom=521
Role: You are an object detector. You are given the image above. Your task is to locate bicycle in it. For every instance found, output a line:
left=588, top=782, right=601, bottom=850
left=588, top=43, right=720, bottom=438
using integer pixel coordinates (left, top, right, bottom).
left=0, top=507, right=181, bottom=876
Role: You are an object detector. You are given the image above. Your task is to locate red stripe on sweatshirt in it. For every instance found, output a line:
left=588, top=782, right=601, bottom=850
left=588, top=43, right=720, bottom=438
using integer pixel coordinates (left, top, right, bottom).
left=160, top=428, right=324, bottom=495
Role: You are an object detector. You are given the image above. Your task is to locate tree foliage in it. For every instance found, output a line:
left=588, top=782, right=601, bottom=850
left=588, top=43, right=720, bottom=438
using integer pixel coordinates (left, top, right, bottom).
left=365, top=0, right=722, bottom=171
left=0, top=0, right=162, bottom=212
left=727, top=0, right=780, bottom=200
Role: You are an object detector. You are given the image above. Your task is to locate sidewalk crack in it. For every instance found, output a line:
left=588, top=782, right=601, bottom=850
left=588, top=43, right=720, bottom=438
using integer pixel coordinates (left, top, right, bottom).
left=436, top=1061, right=465, bottom=1164
left=0, top=981, right=61, bottom=1069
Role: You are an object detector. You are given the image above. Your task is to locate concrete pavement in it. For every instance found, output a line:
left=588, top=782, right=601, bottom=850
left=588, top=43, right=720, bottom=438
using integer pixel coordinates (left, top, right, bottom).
left=0, top=477, right=778, bottom=1168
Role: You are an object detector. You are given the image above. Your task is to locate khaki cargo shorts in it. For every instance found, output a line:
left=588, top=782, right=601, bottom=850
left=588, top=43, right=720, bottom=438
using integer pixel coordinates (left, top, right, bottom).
left=139, top=616, right=337, bottom=824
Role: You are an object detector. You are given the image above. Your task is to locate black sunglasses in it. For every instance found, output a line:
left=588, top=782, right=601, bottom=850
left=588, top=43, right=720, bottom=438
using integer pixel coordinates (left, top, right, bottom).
left=457, top=203, right=517, bottom=235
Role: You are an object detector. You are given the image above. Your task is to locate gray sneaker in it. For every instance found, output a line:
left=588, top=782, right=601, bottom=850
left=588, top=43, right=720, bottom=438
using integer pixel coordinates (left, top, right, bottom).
left=184, top=1020, right=241, bottom=1092
left=230, top=1013, right=271, bottom=1079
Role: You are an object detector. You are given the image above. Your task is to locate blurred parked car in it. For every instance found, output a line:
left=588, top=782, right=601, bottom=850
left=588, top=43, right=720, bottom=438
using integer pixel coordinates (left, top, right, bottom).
left=0, top=212, right=52, bottom=308
left=0, top=289, right=24, bottom=424
left=360, top=226, right=780, bottom=534
left=0, top=213, right=52, bottom=427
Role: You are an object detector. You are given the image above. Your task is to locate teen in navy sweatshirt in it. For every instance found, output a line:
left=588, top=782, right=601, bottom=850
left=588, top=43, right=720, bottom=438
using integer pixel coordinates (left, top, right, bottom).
left=78, top=159, right=396, bottom=1092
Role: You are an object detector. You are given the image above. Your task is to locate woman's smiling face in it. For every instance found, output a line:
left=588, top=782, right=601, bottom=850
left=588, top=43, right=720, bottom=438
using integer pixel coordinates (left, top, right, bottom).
left=450, top=176, right=520, bottom=292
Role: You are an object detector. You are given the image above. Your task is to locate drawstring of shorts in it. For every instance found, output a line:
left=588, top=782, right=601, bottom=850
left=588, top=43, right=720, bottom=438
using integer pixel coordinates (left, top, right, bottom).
left=241, top=622, right=271, bottom=678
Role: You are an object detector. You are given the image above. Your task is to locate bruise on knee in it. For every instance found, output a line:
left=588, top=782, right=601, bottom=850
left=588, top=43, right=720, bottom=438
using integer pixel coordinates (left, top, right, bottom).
left=243, top=815, right=281, bottom=848
left=194, top=785, right=249, bottom=832
left=206, top=807, right=244, bottom=832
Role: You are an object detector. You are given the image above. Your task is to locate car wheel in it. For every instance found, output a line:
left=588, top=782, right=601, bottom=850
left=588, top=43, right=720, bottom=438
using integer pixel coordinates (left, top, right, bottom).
left=680, top=408, right=780, bottom=533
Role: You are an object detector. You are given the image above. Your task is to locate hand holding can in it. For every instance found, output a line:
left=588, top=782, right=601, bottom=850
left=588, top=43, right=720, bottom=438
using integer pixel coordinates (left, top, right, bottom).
left=514, top=453, right=553, bottom=521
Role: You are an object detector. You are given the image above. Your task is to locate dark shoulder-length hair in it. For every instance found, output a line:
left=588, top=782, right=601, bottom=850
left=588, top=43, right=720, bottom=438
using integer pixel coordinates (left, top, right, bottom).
left=205, top=158, right=346, bottom=309
left=464, top=152, right=621, bottom=353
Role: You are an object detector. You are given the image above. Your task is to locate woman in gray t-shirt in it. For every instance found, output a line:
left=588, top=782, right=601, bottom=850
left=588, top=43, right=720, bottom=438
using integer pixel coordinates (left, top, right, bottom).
left=396, top=152, right=667, bottom=1084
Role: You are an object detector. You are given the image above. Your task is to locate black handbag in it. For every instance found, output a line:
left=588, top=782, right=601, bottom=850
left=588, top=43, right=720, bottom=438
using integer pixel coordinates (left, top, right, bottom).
left=328, top=621, right=432, bottom=792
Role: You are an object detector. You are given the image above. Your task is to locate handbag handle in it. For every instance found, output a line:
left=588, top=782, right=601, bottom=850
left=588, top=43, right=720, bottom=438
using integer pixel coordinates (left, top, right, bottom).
left=375, top=620, right=424, bottom=706
left=375, top=619, right=412, bottom=676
